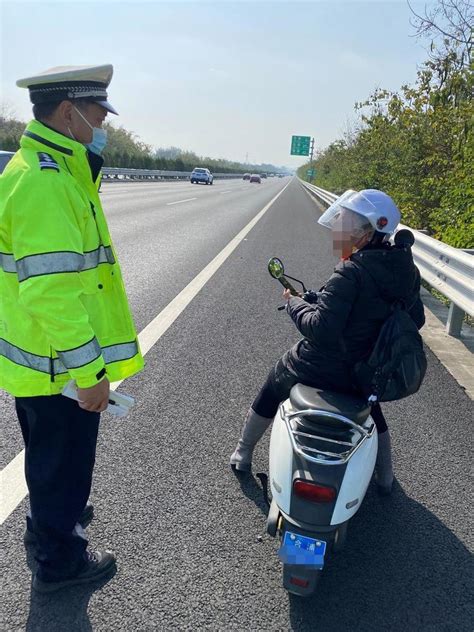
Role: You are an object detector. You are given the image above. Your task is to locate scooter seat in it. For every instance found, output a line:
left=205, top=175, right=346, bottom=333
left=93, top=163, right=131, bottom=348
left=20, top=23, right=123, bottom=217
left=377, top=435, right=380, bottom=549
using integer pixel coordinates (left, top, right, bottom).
left=289, top=384, right=371, bottom=427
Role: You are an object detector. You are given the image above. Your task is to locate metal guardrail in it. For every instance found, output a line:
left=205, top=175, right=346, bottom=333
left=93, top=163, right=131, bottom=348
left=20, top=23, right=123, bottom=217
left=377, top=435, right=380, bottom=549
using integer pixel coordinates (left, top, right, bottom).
left=101, top=167, right=244, bottom=181
left=299, top=178, right=474, bottom=337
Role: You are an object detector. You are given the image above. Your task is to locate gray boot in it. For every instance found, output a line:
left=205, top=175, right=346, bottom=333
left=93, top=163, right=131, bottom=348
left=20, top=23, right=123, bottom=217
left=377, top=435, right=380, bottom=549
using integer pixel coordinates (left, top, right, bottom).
left=230, top=409, right=273, bottom=472
left=375, top=430, right=394, bottom=495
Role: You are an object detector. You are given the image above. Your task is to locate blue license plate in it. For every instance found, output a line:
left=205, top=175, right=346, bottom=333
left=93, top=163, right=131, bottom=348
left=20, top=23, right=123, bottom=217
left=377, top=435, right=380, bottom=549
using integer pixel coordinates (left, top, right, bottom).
left=278, top=531, right=327, bottom=568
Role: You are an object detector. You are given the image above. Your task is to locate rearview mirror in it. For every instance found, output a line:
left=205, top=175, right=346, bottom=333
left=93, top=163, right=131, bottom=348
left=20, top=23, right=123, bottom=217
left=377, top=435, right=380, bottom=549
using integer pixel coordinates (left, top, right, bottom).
left=268, top=257, right=285, bottom=279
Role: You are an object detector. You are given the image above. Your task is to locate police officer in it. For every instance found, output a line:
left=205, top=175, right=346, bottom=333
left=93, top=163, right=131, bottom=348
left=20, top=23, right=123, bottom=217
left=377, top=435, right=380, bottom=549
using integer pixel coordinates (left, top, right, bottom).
left=0, top=65, right=144, bottom=592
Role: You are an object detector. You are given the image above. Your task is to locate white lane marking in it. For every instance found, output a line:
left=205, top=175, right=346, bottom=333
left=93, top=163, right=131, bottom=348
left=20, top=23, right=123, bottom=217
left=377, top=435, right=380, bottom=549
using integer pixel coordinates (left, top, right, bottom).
left=166, top=197, right=197, bottom=206
left=0, top=452, right=26, bottom=525
left=101, top=182, right=250, bottom=196
left=137, top=179, right=291, bottom=356
left=220, top=190, right=233, bottom=194
left=0, top=179, right=292, bottom=525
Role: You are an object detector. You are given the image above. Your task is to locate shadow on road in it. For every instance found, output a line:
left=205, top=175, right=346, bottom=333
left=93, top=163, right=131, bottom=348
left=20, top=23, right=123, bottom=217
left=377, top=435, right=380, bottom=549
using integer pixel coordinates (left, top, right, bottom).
left=25, top=569, right=116, bottom=632
left=288, top=481, right=473, bottom=631
left=232, top=469, right=269, bottom=516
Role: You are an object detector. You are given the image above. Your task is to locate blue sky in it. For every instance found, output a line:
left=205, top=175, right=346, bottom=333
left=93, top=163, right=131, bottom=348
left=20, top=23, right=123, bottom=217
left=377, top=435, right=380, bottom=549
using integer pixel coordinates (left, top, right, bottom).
left=1, top=1, right=432, bottom=167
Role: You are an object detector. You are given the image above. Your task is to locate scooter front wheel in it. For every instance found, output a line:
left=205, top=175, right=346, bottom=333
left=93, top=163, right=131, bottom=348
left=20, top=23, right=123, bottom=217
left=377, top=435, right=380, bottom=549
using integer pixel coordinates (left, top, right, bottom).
left=283, top=563, right=322, bottom=597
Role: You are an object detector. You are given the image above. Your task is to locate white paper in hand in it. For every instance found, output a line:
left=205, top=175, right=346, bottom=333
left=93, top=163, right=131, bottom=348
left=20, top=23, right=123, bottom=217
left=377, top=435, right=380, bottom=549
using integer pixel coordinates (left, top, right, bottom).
left=62, top=380, right=135, bottom=417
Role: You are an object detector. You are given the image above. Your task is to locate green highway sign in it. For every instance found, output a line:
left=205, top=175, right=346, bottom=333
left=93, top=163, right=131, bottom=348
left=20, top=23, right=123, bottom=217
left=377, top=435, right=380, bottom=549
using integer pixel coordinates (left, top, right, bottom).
left=291, top=135, right=311, bottom=156
left=306, top=168, right=315, bottom=177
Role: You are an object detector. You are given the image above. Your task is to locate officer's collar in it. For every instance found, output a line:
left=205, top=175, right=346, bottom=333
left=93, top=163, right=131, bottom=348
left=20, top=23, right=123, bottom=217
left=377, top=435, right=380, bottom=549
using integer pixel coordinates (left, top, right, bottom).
left=22, top=120, right=104, bottom=183
left=22, top=119, right=88, bottom=158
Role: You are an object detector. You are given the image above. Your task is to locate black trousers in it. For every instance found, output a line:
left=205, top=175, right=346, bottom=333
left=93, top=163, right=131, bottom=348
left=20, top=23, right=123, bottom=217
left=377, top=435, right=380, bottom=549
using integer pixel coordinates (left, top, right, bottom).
left=252, top=360, right=388, bottom=433
left=15, top=394, right=100, bottom=581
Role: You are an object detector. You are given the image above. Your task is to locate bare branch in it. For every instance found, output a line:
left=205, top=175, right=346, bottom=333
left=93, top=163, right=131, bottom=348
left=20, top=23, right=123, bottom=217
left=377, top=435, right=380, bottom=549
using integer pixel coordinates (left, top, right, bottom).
left=447, top=0, right=473, bottom=30
left=407, top=0, right=472, bottom=66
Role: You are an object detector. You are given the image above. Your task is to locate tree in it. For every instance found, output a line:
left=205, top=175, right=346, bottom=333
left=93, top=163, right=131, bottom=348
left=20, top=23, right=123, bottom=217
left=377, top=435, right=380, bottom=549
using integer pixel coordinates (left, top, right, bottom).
left=408, top=0, right=472, bottom=70
left=0, top=107, right=25, bottom=151
left=1, top=106, right=284, bottom=176
left=298, top=1, right=473, bottom=247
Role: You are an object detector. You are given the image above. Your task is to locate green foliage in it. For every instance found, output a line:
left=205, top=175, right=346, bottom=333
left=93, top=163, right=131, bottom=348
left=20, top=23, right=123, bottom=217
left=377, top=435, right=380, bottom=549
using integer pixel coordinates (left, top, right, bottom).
left=101, top=123, right=152, bottom=165
left=0, top=107, right=25, bottom=151
left=0, top=112, right=282, bottom=175
left=299, top=50, right=473, bottom=248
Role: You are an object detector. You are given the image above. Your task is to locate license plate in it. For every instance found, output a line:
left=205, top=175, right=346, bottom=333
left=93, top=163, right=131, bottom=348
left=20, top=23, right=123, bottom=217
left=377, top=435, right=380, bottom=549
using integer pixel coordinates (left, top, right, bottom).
left=278, top=531, right=326, bottom=568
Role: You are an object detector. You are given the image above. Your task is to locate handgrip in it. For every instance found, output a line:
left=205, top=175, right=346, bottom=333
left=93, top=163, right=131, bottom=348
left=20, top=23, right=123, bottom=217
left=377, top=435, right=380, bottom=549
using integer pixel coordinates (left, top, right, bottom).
left=278, top=276, right=298, bottom=296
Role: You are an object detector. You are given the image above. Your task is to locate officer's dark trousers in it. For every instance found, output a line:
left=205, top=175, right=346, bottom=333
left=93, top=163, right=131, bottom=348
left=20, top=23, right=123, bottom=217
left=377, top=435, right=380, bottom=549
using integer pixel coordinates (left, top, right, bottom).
left=15, top=394, right=100, bottom=581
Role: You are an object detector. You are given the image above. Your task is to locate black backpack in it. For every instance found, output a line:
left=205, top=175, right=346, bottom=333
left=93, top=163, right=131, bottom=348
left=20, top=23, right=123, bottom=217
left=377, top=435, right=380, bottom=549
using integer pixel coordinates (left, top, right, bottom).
left=353, top=300, right=427, bottom=402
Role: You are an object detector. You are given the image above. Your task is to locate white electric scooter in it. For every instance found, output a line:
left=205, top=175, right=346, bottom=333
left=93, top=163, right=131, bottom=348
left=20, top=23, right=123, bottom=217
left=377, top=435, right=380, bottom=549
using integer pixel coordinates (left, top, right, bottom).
left=265, top=258, right=378, bottom=597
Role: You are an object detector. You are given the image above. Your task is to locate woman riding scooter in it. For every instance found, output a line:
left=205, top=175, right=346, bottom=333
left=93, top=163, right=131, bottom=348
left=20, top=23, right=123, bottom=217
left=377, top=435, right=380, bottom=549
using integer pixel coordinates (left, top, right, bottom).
left=230, top=189, right=425, bottom=494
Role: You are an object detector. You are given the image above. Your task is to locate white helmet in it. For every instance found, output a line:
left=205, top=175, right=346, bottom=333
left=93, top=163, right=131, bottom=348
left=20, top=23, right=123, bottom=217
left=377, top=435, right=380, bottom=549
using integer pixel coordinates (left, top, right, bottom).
left=318, top=189, right=401, bottom=235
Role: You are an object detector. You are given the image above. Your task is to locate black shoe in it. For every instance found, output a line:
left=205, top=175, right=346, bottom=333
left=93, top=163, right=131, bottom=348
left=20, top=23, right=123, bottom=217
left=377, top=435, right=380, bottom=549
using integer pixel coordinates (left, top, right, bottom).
left=24, top=503, right=94, bottom=547
left=32, top=549, right=116, bottom=594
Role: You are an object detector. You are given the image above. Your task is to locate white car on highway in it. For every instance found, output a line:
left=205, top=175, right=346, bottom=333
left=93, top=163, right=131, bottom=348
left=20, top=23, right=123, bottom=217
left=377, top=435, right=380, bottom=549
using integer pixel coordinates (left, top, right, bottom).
left=190, top=167, right=214, bottom=185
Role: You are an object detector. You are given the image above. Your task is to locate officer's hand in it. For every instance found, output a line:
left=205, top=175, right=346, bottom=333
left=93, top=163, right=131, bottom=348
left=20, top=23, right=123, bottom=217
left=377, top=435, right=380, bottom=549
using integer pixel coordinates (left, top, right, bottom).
left=78, top=378, right=110, bottom=413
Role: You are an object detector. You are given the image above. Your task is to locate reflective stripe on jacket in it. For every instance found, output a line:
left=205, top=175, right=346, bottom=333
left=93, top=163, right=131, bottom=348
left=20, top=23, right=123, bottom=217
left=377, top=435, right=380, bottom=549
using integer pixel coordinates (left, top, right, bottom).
left=0, top=120, right=144, bottom=396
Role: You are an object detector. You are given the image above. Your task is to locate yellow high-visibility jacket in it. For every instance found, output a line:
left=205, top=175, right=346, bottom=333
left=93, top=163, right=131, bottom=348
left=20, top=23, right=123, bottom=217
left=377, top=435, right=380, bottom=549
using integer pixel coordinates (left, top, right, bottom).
left=0, top=120, right=144, bottom=396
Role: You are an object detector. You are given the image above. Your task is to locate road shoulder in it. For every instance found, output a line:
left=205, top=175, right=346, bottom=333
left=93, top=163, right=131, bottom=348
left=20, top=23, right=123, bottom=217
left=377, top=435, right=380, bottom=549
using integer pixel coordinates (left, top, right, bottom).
left=419, top=288, right=474, bottom=399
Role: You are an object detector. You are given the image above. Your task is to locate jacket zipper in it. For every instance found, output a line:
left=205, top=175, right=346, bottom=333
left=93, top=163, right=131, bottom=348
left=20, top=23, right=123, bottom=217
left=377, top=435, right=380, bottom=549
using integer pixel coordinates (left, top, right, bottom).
left=90, top=202, right=102, bottom=243
left=49, top=347, right=55, bottom=382
left=90, top=202, right=109, bottom=250
left=62, top=156, right=73, bottom=174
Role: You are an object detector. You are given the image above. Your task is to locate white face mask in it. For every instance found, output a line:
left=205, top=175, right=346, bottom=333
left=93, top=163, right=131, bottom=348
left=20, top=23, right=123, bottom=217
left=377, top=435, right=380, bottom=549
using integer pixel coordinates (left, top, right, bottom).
left=70, top=106, right=108, bottom=155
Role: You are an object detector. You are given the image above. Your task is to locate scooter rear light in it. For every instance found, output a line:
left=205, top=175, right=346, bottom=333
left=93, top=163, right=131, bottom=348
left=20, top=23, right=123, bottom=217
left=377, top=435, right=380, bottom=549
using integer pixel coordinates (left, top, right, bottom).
left=290, top=576, right=309, bottom=588
left=293, top=479, right=336, bottom=503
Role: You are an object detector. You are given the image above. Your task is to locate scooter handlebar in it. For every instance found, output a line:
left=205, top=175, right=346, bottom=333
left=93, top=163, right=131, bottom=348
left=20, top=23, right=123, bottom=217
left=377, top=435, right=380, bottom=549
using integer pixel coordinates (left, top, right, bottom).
left=277, top=277, right=299, bottom=296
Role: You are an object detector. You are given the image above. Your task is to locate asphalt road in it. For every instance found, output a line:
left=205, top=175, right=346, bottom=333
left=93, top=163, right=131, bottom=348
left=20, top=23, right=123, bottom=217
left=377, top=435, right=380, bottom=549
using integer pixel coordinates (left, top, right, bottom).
left=1, top=177, right=472, bottom=631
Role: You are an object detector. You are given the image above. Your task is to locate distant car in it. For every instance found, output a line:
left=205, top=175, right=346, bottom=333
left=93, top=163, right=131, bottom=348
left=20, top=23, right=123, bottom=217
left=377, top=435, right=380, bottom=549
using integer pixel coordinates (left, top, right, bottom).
left=0, top=150, right=15, bottom=174
left=190, top=167, right=213, bottom=185
left=243, top=173, right=251, bottom=180
left=261, top=173, right=267, bottom=179
left=249, top=174, right=261, bottom=184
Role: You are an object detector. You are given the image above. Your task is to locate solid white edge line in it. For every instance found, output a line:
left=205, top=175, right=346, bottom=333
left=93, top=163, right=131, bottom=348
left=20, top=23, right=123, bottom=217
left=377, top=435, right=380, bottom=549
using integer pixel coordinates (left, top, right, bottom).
left=0, top=178, right=292, bottom=525
left=0, top=452, right=27, bottom=525
left=166, top=197, right=197, bottom=206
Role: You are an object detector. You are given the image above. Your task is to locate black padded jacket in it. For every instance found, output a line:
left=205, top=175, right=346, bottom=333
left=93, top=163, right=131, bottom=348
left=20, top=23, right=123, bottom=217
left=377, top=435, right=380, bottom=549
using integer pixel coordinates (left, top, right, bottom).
left=282, top=242, right=425, bottom=394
